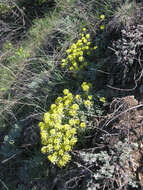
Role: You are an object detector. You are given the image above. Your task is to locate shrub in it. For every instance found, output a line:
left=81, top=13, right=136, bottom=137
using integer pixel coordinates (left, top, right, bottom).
left=78, top=138, right=138, bottom=189
left=39, top=82, right=95, bottom=167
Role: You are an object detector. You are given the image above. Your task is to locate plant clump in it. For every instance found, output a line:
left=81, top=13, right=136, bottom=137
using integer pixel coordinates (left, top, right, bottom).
left=39, top=82, right=94, bottom=167
left=61, top=28, right=98, bottom=73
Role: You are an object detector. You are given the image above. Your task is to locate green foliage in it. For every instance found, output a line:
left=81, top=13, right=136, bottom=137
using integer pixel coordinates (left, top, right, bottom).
left=0, top=2, right=12, bottom=14
left=0, top=122, right=48, bottom=189
left=0, top=124, right=22, bottom=158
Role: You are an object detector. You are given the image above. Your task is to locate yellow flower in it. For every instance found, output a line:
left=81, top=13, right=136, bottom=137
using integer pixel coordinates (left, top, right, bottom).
left=71, top=104, right=79, bottom=110
left=48, top=154, right=57, bottom=164
left=75, top=119, right=80, bottom=125
left=57, top=108, right=63, bottom=115
left=64, top=138, right=70, bottom=145
left=77, top=40, right=82, bottom=44
left=88, top=95, right=92, bottom=100
left=66, top=49, right=71, bottom=53
left=83, top=38, right=87, bottom=43
left=55, top=123, right=62, bottom=129
left=65, top=131, right=71, bottom=138
left=63, top=89, right=69, bottom=95
left=72, top=62, right=77, bottom=67
left=81, top=82, right=90, bottom=92
left=54, top=138, right=60, bottom=144
left=82, top=28, right=86, bottom=32
left=69, top=66, right=74, bottom=71
left=69, top=109, right=77, bottom=117
left=100, top=14, right=105, bottom=20
left=77, top=42, right=83, bottom=47
left=56, top=132, right=62, bottom=138
left=70, top=128, right=77, bottom=135
left=40, top=130, right=48, bottom=140
left=71, top=43, right=76, bottom=49
left=41, top=146, right=47, bottom=154
left=48, top=120, right=54, bottom=127
left=50, top=113, right=55, bottom=119
left=39, top=122, right=46, bottom=130
left=86, top=34, right=90, bottom=39
left=68, top=55, right=73, bottom=60
left=67, top=92, right=73, bottom=98
left=62, top=124, right=70, bottom=130
left=80, top=33, right=84, bottom=37
left=62, top=153, right=71, bottom=162
left=56, top=97, right=63, bottom=104
left=100, top=25, right=105, bottom=30
left=84, top=100, right=92, bottom=107
left=69, top=137, right=77, bottom=146
left=75, top=94, right=81, bottom=100
left=82, top=46, right=86, bottom=51
left=62, top=59, right=66, bottom=63
left=41, top=139, right=47, bottom=145
left=50, top=129, right=56, bottom=135
left=79, top=56, right=84, bottom=62
left=58, top=103, right=64, bottom=109
left=79, top=51, right=83, bottom=56
left=64, top=99, right=71, bottom=106
left=73, top=49, right=77, bottom=53
left=69, top=119, right=76, bottom=126
left=65, top=145, right=72, bottom=151
left=58, top=149, right=64, bottom=156
left=50, top=104, right=56, bottom=110
left=99, top=97, right=106, bottom=103
left=47, top=144, right=53, bottom=152
left=47, top=137, right=53, bottom=144
left=54, top=144, right=60, bottom=150
left=80, top=122, right=86, bottom=128
left=61, top=63, right=66, bottom=68
left=93, top=46, right=98, bottom=50
left=43, top=113, right=50, bottom=123
left=58, top=159, right=66, bottom=167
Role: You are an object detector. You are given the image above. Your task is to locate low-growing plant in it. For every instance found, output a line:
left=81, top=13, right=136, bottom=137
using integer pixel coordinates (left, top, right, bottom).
left=110, top=24, right=143, bottom=88
left=78, top=138, right=138, bottom=189
left=39, top=82, right=96, bottom=167
left=61, top=27, right=98, bottom=74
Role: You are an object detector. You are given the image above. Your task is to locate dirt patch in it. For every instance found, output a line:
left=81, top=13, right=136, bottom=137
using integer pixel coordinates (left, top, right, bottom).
left=107, top=95, right=143, bottom=187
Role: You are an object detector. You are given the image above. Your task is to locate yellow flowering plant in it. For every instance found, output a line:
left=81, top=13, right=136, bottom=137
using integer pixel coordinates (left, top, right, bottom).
left=99, top=14, right=105, bottom=30
left=39, top=82, right=94, bottom=167
left=61, top=28, right=98, bottom=73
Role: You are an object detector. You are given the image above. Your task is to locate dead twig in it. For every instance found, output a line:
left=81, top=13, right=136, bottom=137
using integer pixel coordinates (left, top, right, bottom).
left=104, top=104, right=143, bottom=127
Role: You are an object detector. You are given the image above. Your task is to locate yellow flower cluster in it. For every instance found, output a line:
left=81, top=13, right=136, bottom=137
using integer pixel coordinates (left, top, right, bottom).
left=39, top=82, right=93, bottom=167
left=81, top=82, right=92, bottom=92
left=61, top=28, right=97, bottom=72
left=100, top=14, right=105, bottom=30
left=99, top=97, right=106, bottom=103
left=100, top=14, right=105, bottom=20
